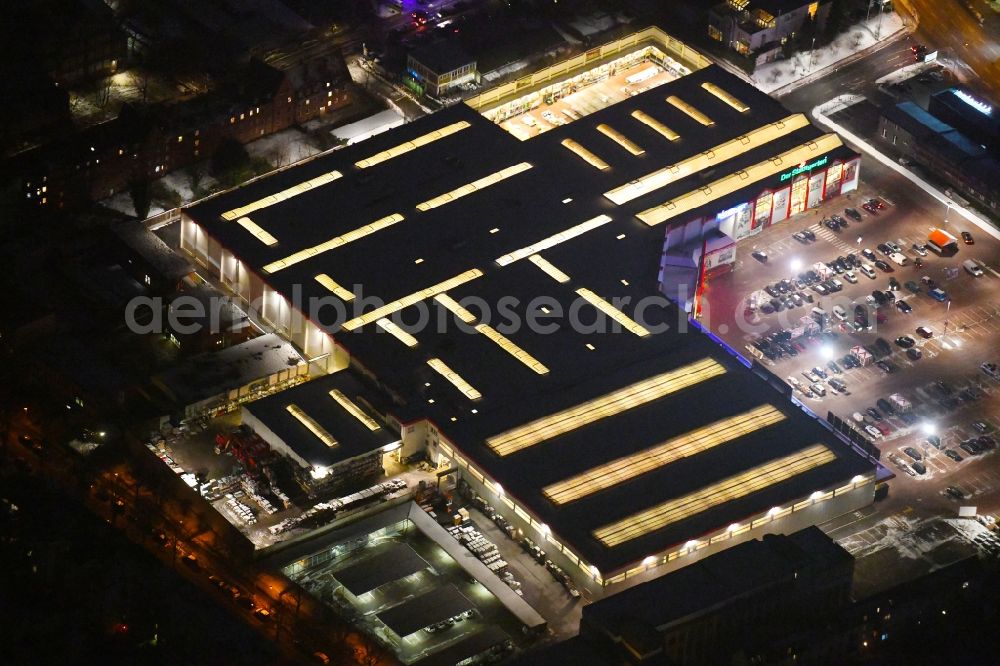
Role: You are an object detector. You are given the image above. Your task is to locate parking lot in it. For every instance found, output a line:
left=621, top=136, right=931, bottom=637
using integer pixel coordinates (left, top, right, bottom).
left=498, top=60, right=683, bottom=139
left=700, top=180, right=1000, bottom=503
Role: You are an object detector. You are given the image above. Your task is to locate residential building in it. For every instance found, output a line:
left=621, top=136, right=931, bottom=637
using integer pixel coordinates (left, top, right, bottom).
left=708, top=0, right=828, bottom=65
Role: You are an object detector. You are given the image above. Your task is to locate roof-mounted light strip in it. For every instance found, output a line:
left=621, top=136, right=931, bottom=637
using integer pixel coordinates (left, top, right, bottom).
left=221, top=171, right=343, bottom=220
left=604, top=114, right=809, bottom=205
left=475, top=324, right=549, bottom=375
left=434, top=294, right=477, bottom=324
left=376, top=318, right=418, bottom=347
left=593, top=444, right=836, bottom=547
left=355, top=120, right=471, bottom=169
left=315, top=274, right=354, bottom=301
left=561, top=139, right=610, bottom=170
left=427, top=358, right=482, bottom=400
left=286, top=404, right=338, bottom=448
left=329, top=389, right=382, bottom=431
left=263, top=213, right=404, bottom=273
left=528, top=255, right=570, bottom=283
left=575, top=288, right=650, bottom=337
left=342, top=269, right=484, bottom=331
left=666, top=96, right=714, bottom=126
left=701, top=82, right=749, bottom=112
left=416, top=162, right=533, bottom=211
left=630, top=110, right=679, bottom=141
left=434, top=295, right=548, bottom=374
left=236, top=217, right=278, bottom=246
left=495, top=214, right=612, bottom=266
left=543, top=404, right=786, bottom=504
left=596, top=124, right=645, bottom=155
left=637, top=133, right=843, bottom=226
left=487, top=358, right=726, bottom=456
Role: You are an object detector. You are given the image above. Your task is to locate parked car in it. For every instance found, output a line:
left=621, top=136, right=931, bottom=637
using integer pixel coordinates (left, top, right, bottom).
left=963, top=260, right=984, bottom=277
left=752, top=250, right=768, bottom=263
left=866, top=407, right=882, bottom=420
left=833, top=214, right=848, bottom=228
left=972, top=421, right=990, bottom=434
left=981, top=362, right=1000, bottom=379
left=810, top=382, right=827, bottom=396
left=874, top=259, right=893, bottom=272
left=829, top=377, right=848, bottom=392
left=961, top=231, right=974, bottom=244
left=945, top=486, right=966, bottom=499
left=895, top=335, right=916, bottom=348
left=845, top=207, right=862, bottom=221
left=906, top=348, right=922, bottom=360
left=945, top=449, right=963, bottom=462
left=903, top=446, right=923, bottom=461
left=905, top=280, right=921, bottom=293
left=843, top=271, right=858, bottom=284
left=861, top=248, right=876, bottom=261
left=824, top=218, right=840, bottom=231
left=896, top=300, right=912, bottom=314
left=916, top=326, right=933, bottom=338
left=865, top=425, right=883, bottom=439
left=911, top=243, right=928, bottom=256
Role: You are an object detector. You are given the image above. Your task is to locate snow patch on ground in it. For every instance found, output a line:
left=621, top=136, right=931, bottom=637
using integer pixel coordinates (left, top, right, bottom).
left=753, top=13, right=907, bottom=94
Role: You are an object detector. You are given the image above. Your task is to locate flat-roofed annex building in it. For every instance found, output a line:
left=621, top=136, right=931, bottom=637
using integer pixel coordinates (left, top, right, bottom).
left=180, top=27, right=872, bottom=590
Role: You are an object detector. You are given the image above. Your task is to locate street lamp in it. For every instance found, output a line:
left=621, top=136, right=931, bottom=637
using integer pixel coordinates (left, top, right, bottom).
left=791, top=258, right=803, bottom=272
left=944, top=201, right=952, bottom=228
left=810, top=37, right=817, bottom=72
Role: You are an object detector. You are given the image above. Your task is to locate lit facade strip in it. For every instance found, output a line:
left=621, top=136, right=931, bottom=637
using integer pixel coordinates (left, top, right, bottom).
left=236, top=217, right=278, bottom=246
left=355, top=121, right=471, bottom=169
left=561, top=139, right=610, bottom=170
left=666, top=96, right=714, bottom=126
left=221, top=171, right=343, bottom=220
left=286, top=404, right=338, bottom=448
left=342, top=269, right=484, bottom=331
left=596, top=124, right=645, bottom=155
left=637, top=133, right=844, bottom=226
left=487, top=358, right=726, bottom=456
left=315, top=274, right=354, bottom=301
left=376, top=318, right=418, bottom=347
left=427, top=358, right=482, bottom=400
left=475, top=324, right=549, bottom=375
left=528, top=255, right=570, bottom=283
left=495, top=215, right=612, bottom=266
left=263, top=213, right=404, bottom=273
left=329, top=389, right=382, bottom=431
left=593, top=444, right=837, bottom=547
left=701, top=82, right=749, bottom=112
left=433, top=294, right=476, bottom=324
left=434, top=295, right=549, bottom=374
left=575, top=288, right=650, bottom=337
left=631, top=110, right=679, bottom=141
left=415, top=163, right=533, bottom=211
left=604, top=114, right=809, bottom=205
left=543, top=404, right=786, bottom=504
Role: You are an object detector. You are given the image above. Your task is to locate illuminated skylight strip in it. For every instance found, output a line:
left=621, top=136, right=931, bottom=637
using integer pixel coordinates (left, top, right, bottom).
left=637, top=133, right=843, bottom=226
left=355, top=120, right=471, bottom=169
left=596, top=124, right=645, bottom=155
left=701, top=82, right=749, bottom=112
left=487, top=358, right=726, bottom=456
left=475, top=324, right=549, bottom=375
left=263, top=213, right=404, bottom=273
left=434, top=294, right=477, bottom=324
left=605, top=114, right=808, bottom=205
left=427, top=358, right=482, bottom=400
left=543, top=405, right=786, bottom=504
left=575, top=288, right=650, bottom=337
left=528, top=255, right=570, bottom=283
left=236, top=217, right=278, bottom=246
left=342, top=270, right=484, bottom=331
left=376, top=318, right=418, bottom=347
left=221, top=171, right=342, bottom=220
left=495, top=215, right=612, bottom=266
left=593, top=444, right=836, bottom=547
left=416, top=163, right=533, bottom=211
left=329, top=389, right=382, bottom=431
left=630, top=110, right=679, bottom=141
left=666, top=96, right=714, bottom=126
left=434, top=294, right=548, bottom=374
left=286, top=404, right=338, bottom=448
left=315, top=274, right=354, bottom=301
left=561, top=139, right=610, bottom=170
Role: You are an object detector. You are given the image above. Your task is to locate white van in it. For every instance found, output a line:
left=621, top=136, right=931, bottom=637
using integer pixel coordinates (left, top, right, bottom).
left=963, top=259, right=984, bottom=277
left=889, top=252, right=909, bottom=266
left=859, top=264, right=877, bottom=279
left=832, top=305, right=848, bottom=321
left=810, top=307, right=828, bottom=325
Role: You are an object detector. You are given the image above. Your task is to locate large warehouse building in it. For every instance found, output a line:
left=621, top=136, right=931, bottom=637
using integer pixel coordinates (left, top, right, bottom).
left=179, top=27, right=872, bottom=590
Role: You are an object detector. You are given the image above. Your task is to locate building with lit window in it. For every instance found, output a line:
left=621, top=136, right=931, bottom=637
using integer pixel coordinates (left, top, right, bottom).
left=406, top=41, right=478, bottom=98
left=708, top=0, right=828, bottom=64
left=178, top=27, right=872, bottom=591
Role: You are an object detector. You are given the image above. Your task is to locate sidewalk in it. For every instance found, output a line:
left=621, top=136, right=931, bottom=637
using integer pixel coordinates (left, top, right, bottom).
left=755, top=12, right=911, bottom=97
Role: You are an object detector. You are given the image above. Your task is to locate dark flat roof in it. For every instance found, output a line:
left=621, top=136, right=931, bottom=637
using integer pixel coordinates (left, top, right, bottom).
left=333, top=542, right=429, bottom=596
left=409, top=40, right=476, bottom=74
left=186, top=59, right=868, bottom=574
left=244, top=370, right=398, bottom=468
left=414, top=626, right=509, bottom=666
left=376, top=584, right=474, bottom=638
